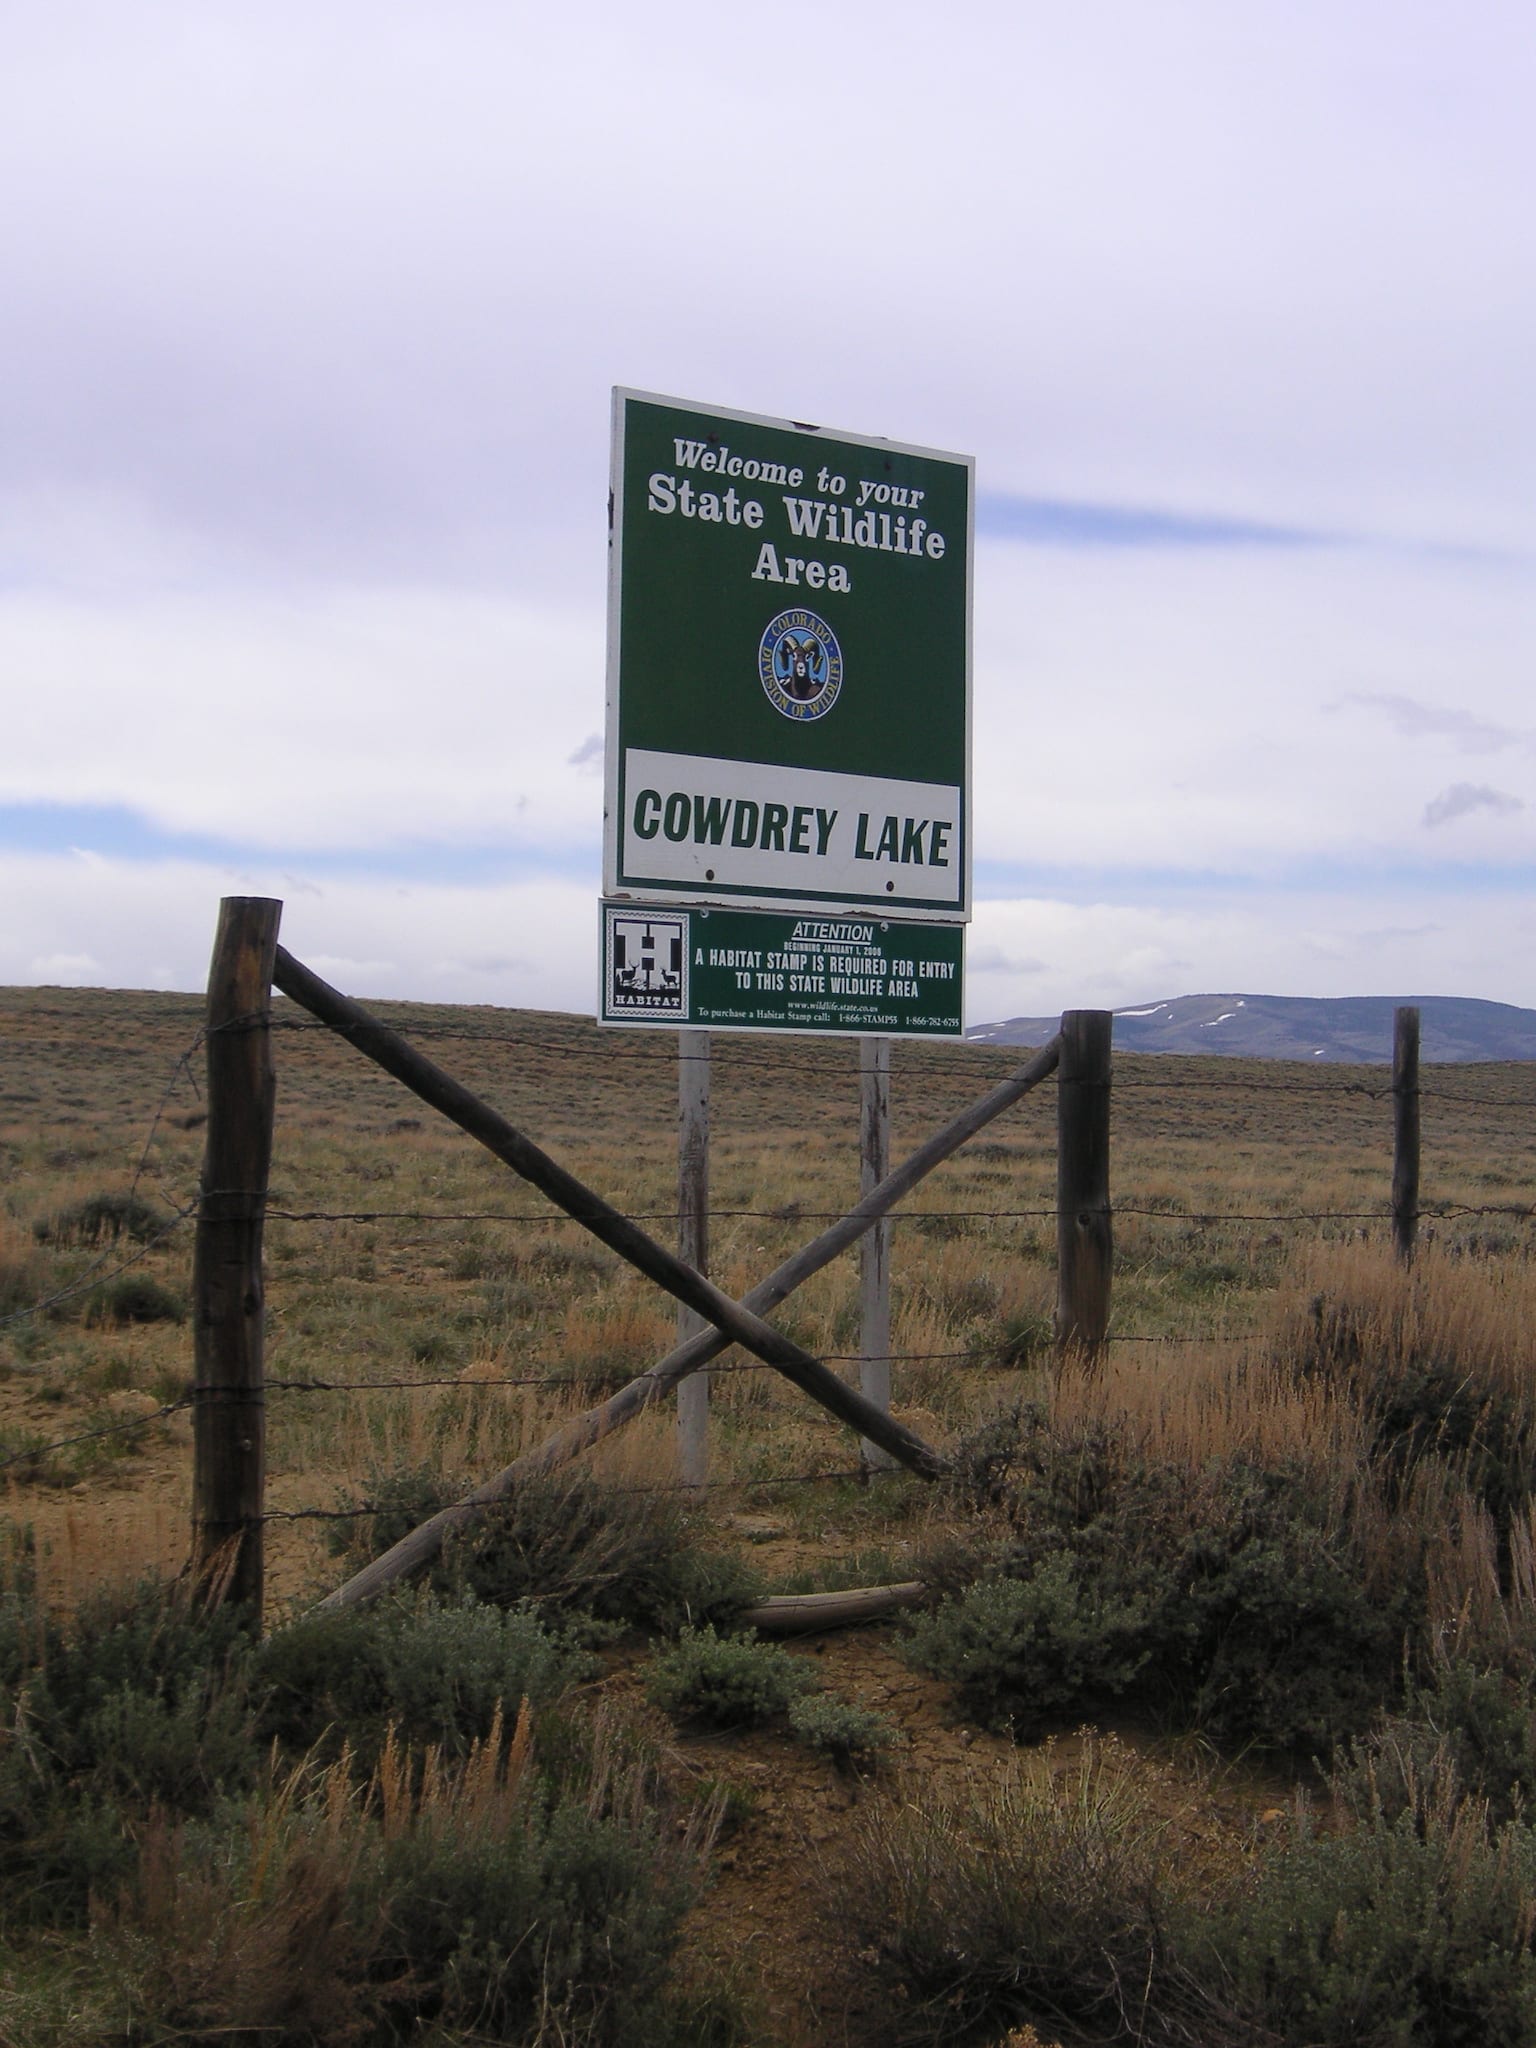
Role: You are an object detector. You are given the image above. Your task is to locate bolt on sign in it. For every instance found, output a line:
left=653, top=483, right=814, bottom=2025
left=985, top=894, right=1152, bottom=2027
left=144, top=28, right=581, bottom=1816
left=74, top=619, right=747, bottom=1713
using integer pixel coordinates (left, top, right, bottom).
left=601, top=389, right=973, bottom=1036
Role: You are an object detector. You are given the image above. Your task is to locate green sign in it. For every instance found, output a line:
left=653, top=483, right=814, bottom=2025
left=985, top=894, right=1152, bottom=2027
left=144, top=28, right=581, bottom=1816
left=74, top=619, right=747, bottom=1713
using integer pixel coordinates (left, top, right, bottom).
left=600, top=902, right=964, bottom=1038
left=604, top=390, right=972, bottom=922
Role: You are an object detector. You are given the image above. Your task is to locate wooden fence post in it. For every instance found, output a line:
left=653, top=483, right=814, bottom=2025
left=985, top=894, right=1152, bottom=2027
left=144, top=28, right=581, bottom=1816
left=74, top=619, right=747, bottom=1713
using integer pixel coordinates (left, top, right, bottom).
left=1056, top=1009, right=1113, bottom=1362
left=858, top=1037, right=894, bottom=1471
left=192, top=896, right=281, bottom=1625
left=1393, top=1005, right=1421, bottom=1265
left=676, top=1029, right=710, bottom=1486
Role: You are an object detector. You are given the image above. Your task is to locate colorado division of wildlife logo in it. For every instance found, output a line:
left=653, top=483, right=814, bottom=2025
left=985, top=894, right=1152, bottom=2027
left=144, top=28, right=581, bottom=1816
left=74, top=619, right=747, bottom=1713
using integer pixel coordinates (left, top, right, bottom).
left=758, top=608, right=843, bottom=723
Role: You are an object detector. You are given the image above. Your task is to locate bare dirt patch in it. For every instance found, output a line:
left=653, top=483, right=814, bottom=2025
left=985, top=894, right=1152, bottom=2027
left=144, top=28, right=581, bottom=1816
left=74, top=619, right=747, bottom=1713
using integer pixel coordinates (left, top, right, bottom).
left=601, top=1624, right=1292, bottom=2047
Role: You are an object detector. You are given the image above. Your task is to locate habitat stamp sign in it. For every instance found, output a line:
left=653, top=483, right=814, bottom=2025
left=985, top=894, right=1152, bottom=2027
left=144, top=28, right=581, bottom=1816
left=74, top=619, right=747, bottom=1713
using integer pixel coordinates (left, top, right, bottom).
left=604, top=390, right=973, bottom=923
left=600, top=902, right=963, bottom=1038
left=603, top=909, right=689, bottom=1020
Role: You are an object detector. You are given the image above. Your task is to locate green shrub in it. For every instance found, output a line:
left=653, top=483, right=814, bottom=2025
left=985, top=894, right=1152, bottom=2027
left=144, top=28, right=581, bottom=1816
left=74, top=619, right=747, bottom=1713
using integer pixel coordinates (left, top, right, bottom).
left=645, top=1627, right=814, bottom=1729
left=988, top=1306, right=1053, bottom=1366
left=0, top=1565, right=258, bottom=1925
left=1294, top=1293, right=1536, bottom=1592
left=1204, top=1769, right=1536, bottom=2046
left=255, top=1590, right=592, bottom=1764
left=0, top=1428, right=52, bottom=1480
left=324, top=1461, right=448, bottom=1562
left=787, top=1692, right=900, bottom=1770
left=330, top=1466, right=761, bottom=1632
left=933, top=1411, right=1413, bottom=1754
left=844, top=1714, right=1536, bottom=2047
left=1341, top=1661, right=1536, bottom=1830
left=36, top=1191, right=163, bottom=1247
left=1174, top=1256, right=1248, bottom=1299
left=1163, top=1478, right=1408, bottom=1754
left=86, top=1274, right=184, bottom=1325
left=903, top=1555, right=1149, bottom=1735
left=525, top=1239, right=615, bottom=1284
left=360, top=1793, right=698, bottom=2043
left=95, top=1700, right=714, bottom=2048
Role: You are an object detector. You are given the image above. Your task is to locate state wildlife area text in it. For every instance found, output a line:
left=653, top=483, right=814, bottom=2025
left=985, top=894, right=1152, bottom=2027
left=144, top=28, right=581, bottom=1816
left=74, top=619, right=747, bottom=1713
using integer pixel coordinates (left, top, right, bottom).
left=605, top=390, right=972, bottom=922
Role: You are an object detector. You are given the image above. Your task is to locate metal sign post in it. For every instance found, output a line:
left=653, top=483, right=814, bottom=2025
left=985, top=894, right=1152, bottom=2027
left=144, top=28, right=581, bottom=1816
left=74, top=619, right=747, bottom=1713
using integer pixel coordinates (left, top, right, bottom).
left=676, top=1028, right=710, bottom=1485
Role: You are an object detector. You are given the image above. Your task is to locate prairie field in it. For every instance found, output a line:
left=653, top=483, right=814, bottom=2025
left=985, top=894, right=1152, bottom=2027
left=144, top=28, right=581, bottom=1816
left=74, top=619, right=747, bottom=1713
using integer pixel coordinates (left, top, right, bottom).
left=5, top=980, right=1536, bottom=2046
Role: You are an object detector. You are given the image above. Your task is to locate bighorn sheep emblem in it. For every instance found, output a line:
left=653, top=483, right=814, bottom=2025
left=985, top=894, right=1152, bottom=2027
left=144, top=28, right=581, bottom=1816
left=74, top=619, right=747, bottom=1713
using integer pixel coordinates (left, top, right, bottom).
left=774, top=634, right=826, bottom=700
left=757, top=607, right=844, bottom=722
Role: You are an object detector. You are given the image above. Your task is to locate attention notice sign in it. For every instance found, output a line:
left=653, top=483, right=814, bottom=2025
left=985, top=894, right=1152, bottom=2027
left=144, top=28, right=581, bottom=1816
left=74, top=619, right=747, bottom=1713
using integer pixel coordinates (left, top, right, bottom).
left=604, top=390, right=973, bottom=923
left=600, top=902, right=964, bottom=1037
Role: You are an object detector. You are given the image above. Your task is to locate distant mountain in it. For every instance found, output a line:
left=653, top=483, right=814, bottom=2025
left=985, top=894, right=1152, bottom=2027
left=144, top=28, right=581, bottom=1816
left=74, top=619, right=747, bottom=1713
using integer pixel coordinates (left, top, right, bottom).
left=965, top=994, right=1536, bottom=1063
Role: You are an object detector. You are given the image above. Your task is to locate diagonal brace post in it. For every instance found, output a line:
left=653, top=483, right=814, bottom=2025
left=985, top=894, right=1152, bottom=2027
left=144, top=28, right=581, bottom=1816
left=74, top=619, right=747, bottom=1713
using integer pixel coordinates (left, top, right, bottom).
left=272, top=947, right=945, bottom=1478
left=313, top=1024, right=1061, bottom=1612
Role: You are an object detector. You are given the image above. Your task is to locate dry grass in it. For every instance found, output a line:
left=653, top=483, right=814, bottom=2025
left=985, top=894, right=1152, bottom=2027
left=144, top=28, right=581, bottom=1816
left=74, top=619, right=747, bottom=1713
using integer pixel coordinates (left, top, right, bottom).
left=3, top=985, right=1535, bottom=1622
left=835, top=1733, right=1231, bottom=2046
left=93, top=1748, right=374, bottom=2045
left=1054, top=1341, right=1368, bottom=1488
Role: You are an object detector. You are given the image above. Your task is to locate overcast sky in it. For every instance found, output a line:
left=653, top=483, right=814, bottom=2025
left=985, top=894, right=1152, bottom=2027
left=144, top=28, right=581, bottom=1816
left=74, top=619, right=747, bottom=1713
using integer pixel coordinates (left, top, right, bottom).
left=4, top=2, right=1534, bottom=1024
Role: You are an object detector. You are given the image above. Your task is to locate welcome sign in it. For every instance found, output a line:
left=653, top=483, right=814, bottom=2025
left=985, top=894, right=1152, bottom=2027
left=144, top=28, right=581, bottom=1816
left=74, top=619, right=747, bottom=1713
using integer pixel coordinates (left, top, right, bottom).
left=603, top=390, right=973, bottom=922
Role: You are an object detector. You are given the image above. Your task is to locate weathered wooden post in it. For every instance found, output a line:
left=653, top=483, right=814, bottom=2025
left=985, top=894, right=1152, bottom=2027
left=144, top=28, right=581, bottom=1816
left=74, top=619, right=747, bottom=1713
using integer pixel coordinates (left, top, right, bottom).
left=1055, top=1009, right=1113, bottom=1362
left=858, top=1036, right=894, bottom=1471
left=192, top=896, right=281, bottom=1625
left=676, top=1029, right=711, bottom=1485
left=1393, top=1004, right=1421, bottom=1265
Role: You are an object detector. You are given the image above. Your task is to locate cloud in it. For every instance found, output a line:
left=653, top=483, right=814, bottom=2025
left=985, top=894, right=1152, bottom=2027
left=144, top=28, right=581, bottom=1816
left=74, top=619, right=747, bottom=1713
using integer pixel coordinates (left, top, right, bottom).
left=967, top=946, right=1047, bottom=976
left=978, top=494, right=1331, bottom=550
left=26, top=950, right=102, bottom=983
left=964, top=886, right=1536, bottom=1020
left=8, top=850, right=1536, bottom=1042
left=0, top=853, right=598, bottom=1013
left=1334, top=691, right=1526, bottom=753
left=567, top=734, right=603, bottom=772
left=0, top=584, right=604, bottom=852
left=1357, top=923, right=1442, bottom=943
left=1422, top=783, right=1526, bottom=829
left=448, top=954, right=533, bottom=976
left=305, top=955, right=400, bottom=984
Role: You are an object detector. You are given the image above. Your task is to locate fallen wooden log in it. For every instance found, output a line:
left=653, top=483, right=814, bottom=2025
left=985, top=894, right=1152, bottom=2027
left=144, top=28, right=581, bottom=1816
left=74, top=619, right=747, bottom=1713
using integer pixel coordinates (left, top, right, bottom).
left=739, top=1582, right=928, bottom=1635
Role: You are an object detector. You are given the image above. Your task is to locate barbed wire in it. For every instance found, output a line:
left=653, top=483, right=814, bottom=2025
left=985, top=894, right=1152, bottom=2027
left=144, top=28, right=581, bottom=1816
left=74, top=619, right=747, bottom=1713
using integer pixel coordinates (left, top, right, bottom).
left=256, top=1466, right=880, bottom=1522
left=218, top=1196, right=1536, bottom=1227
left=0, top=1309, right=1416, bottom=1483
left=249, top=1010, right=999, bottom=1085
left=255, top=1349, right=1016, bottom=1396
left=4, top=1190, right=1530, bottom=1334
left=0, top=1326, right=1251, bottom=1475
left=5, top=1000, right=1533, bottom=1355
left=0, top=1204, right=196, bottom=1330
left=249, top=1008, right=1536, bottom=1103
left=128, top=1031, right=206, bottom=1197
left=0, top=1396, right=194, bottom=1473
left=18, top=993, right=1536, bottom=1094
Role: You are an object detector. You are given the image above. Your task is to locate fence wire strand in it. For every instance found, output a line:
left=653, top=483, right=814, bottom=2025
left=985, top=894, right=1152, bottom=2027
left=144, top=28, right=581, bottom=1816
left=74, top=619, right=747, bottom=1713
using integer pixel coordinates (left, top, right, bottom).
left=6, top=993, right=1536, bottom=1543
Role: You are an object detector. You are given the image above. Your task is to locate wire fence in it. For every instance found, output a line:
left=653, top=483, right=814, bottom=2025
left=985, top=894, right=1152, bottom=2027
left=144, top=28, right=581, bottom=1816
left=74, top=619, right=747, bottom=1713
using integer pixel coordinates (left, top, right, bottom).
left=5, top=998, right=1535, bottom=1533
left=80, top=1002, right=1536, bottom=1108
